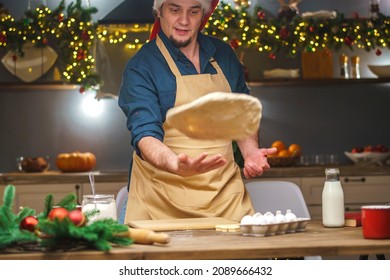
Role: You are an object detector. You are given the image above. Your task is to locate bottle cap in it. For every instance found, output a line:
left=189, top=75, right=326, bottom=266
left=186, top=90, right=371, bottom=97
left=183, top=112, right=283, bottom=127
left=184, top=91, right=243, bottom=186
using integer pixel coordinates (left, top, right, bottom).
left=339, top=54, right=348, bottom=63
left=351, top=56, right=360, bottom=64
left=325, top=168, right=340, bottom=175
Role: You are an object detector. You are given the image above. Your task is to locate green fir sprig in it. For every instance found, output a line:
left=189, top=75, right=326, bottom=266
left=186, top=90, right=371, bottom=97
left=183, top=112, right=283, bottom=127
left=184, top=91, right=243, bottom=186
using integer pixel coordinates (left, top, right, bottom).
left=0, top=185, right=133, bottom=252
left=0, top=185, right=38, bottom=250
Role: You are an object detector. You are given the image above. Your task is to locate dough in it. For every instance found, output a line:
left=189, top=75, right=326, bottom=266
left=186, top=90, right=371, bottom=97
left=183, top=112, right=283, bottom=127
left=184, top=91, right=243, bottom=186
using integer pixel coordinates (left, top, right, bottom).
left=166, top=92, right=262, bottom=140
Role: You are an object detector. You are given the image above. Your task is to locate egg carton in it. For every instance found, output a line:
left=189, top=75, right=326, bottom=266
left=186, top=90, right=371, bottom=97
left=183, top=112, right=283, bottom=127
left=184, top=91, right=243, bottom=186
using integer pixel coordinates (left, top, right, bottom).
left=240, top=217, right=310, bottom=237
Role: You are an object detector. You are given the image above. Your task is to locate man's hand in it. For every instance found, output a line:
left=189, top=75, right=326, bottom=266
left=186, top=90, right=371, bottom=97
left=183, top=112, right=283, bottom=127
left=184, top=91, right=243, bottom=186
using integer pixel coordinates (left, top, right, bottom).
left=175, top=152, right=227, bottom=177
left=242, top=147, right=277, bottom=179
left=139, top=136, right=227, bottom=177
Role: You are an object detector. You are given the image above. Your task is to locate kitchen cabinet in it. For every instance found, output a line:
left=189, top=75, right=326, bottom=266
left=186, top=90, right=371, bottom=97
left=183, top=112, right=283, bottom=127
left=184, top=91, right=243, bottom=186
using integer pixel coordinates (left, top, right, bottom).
left=0, top=181, right=127, bottom=213
left=301, top=175, right=390, bottom=220
left=0, top=183, right=81, bottom=213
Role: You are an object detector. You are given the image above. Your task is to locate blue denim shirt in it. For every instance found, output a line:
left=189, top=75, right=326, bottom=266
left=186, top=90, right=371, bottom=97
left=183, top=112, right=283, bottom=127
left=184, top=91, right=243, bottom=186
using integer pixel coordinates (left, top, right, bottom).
left=118, top=31, right=249, bottom=156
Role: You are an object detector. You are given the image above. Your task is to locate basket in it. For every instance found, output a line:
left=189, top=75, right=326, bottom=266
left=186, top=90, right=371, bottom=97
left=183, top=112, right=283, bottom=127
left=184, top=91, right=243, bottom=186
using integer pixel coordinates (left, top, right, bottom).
left=267, top=156, right=300, bottom=167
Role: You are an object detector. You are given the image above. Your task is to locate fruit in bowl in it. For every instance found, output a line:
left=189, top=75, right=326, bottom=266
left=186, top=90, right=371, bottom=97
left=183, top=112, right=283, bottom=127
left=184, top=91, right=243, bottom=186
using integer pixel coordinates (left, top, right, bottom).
left=268, top=141, right=301, bottom=167
left=345, top=144, right=390, bottom=166
left=17, top=156, right=50, bottom=172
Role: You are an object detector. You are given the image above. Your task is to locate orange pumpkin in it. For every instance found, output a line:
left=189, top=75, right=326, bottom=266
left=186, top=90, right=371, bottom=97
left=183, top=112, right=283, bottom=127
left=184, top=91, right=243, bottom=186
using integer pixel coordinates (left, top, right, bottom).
left=56, top=151, right=96, bottom=172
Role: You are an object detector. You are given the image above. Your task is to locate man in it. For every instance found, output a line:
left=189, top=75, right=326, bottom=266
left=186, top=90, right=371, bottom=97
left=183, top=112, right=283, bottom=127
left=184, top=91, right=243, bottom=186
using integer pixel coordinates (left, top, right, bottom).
left=118, top=0, right=276, bottom=222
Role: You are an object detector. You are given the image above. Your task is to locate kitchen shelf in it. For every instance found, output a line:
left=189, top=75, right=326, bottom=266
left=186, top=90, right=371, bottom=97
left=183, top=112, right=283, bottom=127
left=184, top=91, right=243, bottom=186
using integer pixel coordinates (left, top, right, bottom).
left=2, top=78, right=390, bottom=91
left=0, top=82, right=79, bottom=91
left=248, top=78, right=390, bottom=87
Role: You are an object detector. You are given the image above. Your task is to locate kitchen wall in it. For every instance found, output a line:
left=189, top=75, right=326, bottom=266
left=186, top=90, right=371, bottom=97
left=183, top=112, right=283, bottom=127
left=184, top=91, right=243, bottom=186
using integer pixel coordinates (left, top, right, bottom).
left=0, top=87, right=132, bottom=172
left=1, top=0, right=390, bottom=173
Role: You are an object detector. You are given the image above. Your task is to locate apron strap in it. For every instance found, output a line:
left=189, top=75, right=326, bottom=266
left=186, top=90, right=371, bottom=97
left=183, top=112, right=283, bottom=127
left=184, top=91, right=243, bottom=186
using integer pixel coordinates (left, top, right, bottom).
left=156, top=35, right=223, bottom=77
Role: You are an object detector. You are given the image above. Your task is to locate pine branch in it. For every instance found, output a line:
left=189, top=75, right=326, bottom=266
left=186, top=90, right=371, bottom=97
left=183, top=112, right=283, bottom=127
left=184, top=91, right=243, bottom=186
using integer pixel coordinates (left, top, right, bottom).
left=1, top=185, right=132, bottom=252
left=56, top=193, right=78, bottom=210
left=38, top=218, right=132, bottom=252
left=0, top=185, right=38, bottom=250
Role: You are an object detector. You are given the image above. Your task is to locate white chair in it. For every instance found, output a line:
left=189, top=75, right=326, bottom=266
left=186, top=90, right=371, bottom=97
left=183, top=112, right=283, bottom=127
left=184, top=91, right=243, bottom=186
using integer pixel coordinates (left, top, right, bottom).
left=244, top=179, right=321, bottom=260
left=245, top=180, right=310, bottom=219
left=116, top=186, right=128, bottom=220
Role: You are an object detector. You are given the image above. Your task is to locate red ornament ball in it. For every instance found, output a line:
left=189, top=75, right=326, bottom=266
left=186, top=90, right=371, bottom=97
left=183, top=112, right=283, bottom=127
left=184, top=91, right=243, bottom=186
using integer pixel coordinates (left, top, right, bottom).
left=20, top=216, right=38, bottom=232
left=48, top=207, right=69, bottom=221
left=375, top=48, right=382, bottom=56
left=257, top=11, right=266, bottom=20
left=279, top=27, right=289, bottom=39
left=230, top=38, right=240, bottom=49
left=68, top=210, right=87, bottom=227
left=58, top=14, right=64, bottom=22
left=269, top=53, right=276, bottom=60
left=0, top=33, right=6, bottom=43
left=344, top=36, right=353, bottom=46
left=81, top=31, right=90, bottom=41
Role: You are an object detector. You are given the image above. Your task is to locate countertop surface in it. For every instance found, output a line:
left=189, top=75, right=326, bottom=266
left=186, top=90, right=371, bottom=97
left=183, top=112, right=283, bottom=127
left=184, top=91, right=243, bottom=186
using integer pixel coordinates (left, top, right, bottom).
left=1, top=221, right=389, bottom=260
left=1, top=165, right=390, bottom=185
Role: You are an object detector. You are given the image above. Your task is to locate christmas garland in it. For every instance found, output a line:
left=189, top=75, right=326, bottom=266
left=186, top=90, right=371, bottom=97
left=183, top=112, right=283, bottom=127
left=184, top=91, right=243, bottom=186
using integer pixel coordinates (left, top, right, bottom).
left=204, top=2, right=389, bottom=59
left=1, top=1, right=390, bottom=90
left=0, top=185, right=133, bottom=252
left=0, top=0, right=100, bottom=92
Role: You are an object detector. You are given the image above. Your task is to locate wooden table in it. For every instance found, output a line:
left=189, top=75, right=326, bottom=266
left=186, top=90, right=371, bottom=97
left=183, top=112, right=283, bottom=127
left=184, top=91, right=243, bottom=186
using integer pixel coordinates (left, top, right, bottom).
left=1, top=221, right=389, bottom=260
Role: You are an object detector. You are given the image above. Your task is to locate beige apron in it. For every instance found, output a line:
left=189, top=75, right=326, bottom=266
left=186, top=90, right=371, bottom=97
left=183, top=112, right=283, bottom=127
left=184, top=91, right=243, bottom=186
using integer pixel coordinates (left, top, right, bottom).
left=124, top=36, right=254, bottom=222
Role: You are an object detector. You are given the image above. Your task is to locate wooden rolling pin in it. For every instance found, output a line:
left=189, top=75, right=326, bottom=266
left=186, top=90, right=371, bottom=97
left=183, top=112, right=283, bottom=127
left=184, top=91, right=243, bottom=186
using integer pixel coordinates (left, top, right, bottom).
left=126, top=228, right=171, bottom=245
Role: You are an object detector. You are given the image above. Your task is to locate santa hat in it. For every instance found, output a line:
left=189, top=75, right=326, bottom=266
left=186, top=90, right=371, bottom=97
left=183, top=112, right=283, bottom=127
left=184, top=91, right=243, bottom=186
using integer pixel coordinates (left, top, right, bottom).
left=149, top=0, right=219, bottom=40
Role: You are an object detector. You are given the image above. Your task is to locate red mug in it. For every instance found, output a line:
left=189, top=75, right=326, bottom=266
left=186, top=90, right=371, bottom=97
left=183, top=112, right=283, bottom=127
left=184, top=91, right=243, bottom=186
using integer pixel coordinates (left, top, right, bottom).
left=361, top=205, right=390, bottom=239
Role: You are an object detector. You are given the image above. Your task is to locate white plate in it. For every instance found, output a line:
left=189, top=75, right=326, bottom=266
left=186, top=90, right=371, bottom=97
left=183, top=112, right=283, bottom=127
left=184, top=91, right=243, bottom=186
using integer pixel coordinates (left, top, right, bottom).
left=344, top=151, right=390, bottom=166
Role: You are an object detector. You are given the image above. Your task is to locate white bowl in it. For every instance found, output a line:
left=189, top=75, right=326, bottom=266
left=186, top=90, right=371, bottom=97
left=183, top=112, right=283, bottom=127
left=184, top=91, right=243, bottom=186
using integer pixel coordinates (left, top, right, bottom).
left=367, top=65, right=390, bottom=78
left=344, top=151, right=390, bottom=166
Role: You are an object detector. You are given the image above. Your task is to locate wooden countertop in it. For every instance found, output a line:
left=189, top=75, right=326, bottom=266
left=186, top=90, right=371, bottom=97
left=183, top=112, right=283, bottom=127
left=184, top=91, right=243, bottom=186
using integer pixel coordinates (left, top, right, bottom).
left=0, top=221, right=389, bottom=260
left=0, top=171, right=129, bottom=185
left=1, top=165, right=390, bottom=185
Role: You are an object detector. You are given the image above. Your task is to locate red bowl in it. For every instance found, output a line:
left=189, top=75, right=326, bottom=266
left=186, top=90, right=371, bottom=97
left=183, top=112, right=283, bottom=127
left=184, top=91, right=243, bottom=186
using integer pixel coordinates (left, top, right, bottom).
left=361, top=205, right=390, bottom=239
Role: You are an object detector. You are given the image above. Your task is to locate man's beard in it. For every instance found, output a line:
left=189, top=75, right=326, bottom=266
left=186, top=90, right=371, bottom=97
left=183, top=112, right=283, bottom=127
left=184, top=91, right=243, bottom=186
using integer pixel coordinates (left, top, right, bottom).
left=169, top=35, right=192, bottom=48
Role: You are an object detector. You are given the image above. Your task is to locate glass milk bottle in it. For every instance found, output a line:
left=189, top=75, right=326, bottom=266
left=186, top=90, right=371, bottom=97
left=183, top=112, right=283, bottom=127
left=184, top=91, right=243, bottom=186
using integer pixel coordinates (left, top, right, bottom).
left=82, top=194, right=117, bottom=223
left=322, top=168, right=345, bottom=227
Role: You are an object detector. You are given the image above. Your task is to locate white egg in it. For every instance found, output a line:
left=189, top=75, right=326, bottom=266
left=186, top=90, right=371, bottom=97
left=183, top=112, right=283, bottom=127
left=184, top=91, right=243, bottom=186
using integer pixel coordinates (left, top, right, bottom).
left=275, top=210, right=287, bottom=223
left=253, top=212, right=262, bottom=217
left=240, top=214, right=255, bottom=225
left=253, top=213, right=267, bottom=225
left=263, top=211, right=276, bottom=224
left=285, top=209, right=298, bottom=221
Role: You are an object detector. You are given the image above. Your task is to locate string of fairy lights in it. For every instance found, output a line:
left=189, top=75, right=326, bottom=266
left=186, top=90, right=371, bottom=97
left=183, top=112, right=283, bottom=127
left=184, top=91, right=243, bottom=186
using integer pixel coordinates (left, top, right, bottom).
left=1, top=0, right=390, bottom=90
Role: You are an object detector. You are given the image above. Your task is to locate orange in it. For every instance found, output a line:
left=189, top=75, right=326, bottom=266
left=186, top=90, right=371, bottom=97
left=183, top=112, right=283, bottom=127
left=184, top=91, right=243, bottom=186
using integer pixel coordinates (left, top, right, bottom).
left=288, top=144, right=302, bottom=157
left=278, top=149, right=292, bottom=157
left=271, top=140, right=286, bottom=153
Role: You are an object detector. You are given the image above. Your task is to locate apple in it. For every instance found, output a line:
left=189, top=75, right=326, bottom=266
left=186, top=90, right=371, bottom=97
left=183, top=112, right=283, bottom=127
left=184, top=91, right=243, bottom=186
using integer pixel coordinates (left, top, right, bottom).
left=351, top=146, right=364, bottom=153
left=48, top=207, right=69, bottom=221
left=364, top=145, right=373, bottom=153
left=375, top=144, right=389, bottom=153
